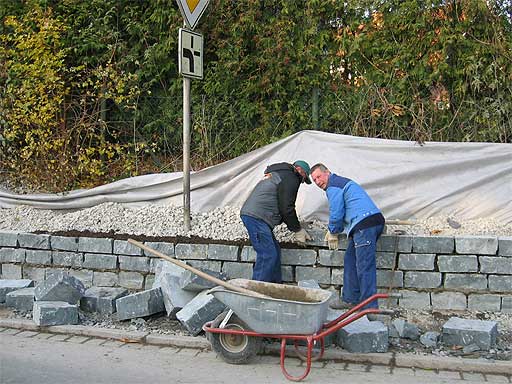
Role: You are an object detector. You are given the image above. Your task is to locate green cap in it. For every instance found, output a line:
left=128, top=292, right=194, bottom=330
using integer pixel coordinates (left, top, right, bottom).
left=293, top=160, right=311, bottom=184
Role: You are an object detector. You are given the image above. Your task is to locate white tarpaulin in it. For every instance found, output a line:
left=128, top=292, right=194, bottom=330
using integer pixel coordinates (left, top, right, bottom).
left=1, top=130, right=511, bottom=224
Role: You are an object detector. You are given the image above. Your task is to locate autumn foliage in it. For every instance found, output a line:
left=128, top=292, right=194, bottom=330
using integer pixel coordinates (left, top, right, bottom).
left=1, top=1, right=511, bottom=192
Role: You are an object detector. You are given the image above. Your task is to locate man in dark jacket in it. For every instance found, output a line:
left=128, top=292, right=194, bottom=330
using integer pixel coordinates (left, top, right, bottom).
left=240, top=161, right=312, bottom=283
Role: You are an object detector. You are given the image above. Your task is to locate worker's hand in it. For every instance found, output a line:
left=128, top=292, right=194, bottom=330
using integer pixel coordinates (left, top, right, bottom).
left=293, top=228, right=312, bottom=244
left=324, top=231, right=339, bottom=250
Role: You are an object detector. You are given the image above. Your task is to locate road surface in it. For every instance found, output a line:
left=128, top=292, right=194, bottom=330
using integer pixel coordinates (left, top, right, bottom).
left=0, top=328, right=504, bottom=384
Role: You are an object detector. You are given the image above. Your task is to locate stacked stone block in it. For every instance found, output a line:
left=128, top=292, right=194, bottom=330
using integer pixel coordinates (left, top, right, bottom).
left=80, top=286, right=128, bottom=314
left=6, top=287, right=35, bottom=311
left=337, top=316, right=388, bottom=353
left=34, top=271, right=85, bottom=304
left=32, top=272, right=85, bottom=326
left=176, top=290, right=226, bottom=336
left=116, top=287, right=165, bottom=320
left=179, top=268, right=228, bottom=291
left=442, top=317, right=498, bottom=350
left=33, top=301, right=78, bottom=326
left=0, top=279, right=34, bottom=302
left=152, top=260, right=196, bottom=316
left=1, top=230, right=511, bottom=312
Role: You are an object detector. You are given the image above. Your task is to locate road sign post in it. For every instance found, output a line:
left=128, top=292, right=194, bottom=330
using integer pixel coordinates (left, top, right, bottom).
left=182, top=75, right=191, bottom=230
left=176, top=0, right=209, bottom=231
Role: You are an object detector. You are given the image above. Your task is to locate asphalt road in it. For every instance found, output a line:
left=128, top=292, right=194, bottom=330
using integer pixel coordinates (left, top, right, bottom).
left=0, top=329, right=504, bottom=384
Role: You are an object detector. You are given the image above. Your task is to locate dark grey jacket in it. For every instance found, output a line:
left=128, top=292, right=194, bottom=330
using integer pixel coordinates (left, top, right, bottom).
left=240, top=163, right=302, bottom=231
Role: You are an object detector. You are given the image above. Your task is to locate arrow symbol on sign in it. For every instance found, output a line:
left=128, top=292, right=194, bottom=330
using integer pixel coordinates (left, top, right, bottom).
left=183, top=35, right=201, bottom=73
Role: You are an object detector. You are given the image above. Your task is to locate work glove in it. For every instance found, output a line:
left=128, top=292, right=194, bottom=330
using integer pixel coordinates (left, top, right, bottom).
left=293, top=228, right=312, bottom=244
left=324, top=231, right=339, bottom=250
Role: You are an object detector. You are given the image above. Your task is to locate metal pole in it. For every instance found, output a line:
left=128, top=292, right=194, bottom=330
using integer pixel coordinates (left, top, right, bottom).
left=312, top=86, right=319, bottom=130
left=183, top=76, right=191, bottom=231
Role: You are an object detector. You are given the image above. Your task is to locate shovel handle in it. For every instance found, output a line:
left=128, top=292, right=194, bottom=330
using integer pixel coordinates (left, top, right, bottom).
left=127, top=239, right=269, bottom=299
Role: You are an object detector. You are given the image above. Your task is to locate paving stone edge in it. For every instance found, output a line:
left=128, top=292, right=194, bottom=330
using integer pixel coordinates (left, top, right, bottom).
left=262, top=344, right=512, bottom=376
left=1, top=318, right=510, bottom=376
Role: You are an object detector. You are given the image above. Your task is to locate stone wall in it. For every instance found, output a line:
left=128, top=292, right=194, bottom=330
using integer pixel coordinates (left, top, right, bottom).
left=0, top=229, right=511, bottom=313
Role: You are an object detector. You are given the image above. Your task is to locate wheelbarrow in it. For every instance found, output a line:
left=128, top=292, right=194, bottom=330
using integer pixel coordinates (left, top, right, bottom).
left=125, top=240, right=395, bottom=381
left=203, top=279, right=396, bottom=382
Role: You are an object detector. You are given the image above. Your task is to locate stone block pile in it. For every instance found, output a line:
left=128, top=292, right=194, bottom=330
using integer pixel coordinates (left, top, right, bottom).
left=150, top=260, right=227, bottom=335
left=0, top=273, right=87, bottom=326
left=77, top=258, right=227, bottom=334
left=326, top=313, right=498, bottom=354
left=1, top=276, right=85, bottom=327
left=1, top=262, right=228, bottom=334
left=33, top=271, right=85, bottom=325
left=81, top=287, right=128, bottom=315
left=0, top=273, right=505, bottom=358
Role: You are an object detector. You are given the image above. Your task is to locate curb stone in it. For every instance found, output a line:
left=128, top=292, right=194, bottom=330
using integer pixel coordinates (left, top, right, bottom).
left=0, top=317, right=210, bottom=348
left=0, top=318, right=40, bottom=331
left=263, top=343, right=512, bottom=376
left=46, top=325, right=149, bottom=343
left=0, top=317, right=510, bottom=376
left=145, top=334, right=211, bottom=349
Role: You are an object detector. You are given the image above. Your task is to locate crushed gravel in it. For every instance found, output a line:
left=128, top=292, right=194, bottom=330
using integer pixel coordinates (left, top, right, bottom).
left=1, top=203, right=512, bottom=240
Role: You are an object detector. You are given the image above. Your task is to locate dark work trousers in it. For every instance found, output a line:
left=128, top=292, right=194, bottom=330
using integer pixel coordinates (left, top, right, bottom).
left=240, top=214, right=282, bottom=283
left=342, top=224, right=384, bottom=309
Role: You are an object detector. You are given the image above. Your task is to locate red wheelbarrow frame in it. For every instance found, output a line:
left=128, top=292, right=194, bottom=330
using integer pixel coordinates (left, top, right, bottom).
left=203, top=292, right=394, bottom=382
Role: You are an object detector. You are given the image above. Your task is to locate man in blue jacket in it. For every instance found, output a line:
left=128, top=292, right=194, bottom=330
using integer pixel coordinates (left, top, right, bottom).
left=240, top=161, right=312, bottom=283
left=310, top=163, right=385, bottom=309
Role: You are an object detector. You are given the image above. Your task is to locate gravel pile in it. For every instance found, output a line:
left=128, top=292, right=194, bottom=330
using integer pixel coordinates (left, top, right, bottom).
left=1, top=202, right=512, bottom=239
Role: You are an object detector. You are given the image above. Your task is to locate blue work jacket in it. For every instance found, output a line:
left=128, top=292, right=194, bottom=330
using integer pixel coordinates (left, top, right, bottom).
left=326, top=174, right=381, bottom=235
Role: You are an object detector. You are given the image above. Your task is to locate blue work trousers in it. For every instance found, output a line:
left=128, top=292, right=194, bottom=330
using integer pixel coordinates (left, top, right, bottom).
left=240, top=215, right=282, bottom=283
left=342, top=224, right=384, bottom=309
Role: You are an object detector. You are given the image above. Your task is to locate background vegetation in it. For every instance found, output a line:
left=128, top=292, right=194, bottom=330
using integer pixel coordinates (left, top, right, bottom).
left=1, top=0, right=511, bottom=192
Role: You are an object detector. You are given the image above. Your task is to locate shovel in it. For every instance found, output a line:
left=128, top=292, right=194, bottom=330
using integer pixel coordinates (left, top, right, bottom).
left=127, top=239, right=269, bottom=299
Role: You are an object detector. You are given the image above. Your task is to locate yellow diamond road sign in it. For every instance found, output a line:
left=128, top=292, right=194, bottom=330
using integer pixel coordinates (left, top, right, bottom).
left=176, top=0, right=210, bottom=30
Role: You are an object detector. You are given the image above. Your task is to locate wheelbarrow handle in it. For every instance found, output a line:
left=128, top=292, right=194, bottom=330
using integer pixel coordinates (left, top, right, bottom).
left=377, top=309, right=395, bottom=316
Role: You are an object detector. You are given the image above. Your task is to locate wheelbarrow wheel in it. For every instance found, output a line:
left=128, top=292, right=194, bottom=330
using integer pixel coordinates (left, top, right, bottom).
left=209, top=313, right=262, bottom=365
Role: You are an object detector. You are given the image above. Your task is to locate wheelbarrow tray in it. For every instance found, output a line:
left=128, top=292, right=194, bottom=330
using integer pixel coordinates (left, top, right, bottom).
left=208, top=279, right=332, bottom=335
